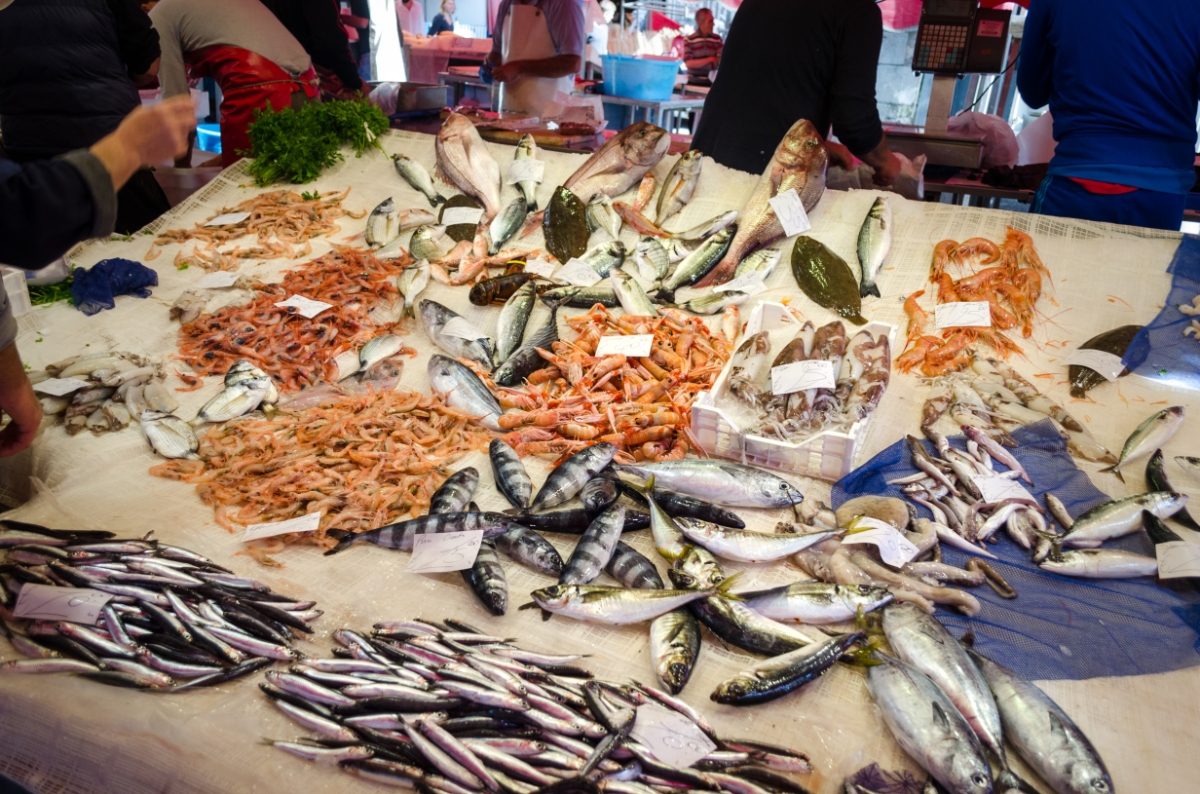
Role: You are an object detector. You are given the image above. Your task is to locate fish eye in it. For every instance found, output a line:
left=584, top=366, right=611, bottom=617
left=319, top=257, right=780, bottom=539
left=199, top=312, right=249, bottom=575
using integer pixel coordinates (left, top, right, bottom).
left=1092, top=783, right=1109, bottom=793
left=971, top=773, right=988, bottom=787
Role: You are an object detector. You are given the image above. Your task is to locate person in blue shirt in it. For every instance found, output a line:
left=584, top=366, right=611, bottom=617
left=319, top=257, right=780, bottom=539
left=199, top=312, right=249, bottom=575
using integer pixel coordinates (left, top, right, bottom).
left=428, top=0, right=455, bottom=34
left=1016, top=0, right=1200, bottom=230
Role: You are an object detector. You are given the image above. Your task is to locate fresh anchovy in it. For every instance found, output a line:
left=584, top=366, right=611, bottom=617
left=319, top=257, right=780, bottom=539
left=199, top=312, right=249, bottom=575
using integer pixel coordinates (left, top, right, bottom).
left=509, top=505, right=650, bottom=533
left=418, top=300, right=494, bottom=370
left=970, top=649, right=1114, bottom=794
left=140, top=410, right=199, bottom=459
left=605, top=541, right=664, bottom=589
left=856, top=196, right=891, bottom=298
left=617, top=459, right=803, bottom=509
left=676, top=518, right=836, bottom=563
left=659, top=225, right=736, bottom=296
left=648, top=607, right=701, bottom=695
left=429, top=468, right=480, bottom=514
left=632, top=237, right=670, bottom=283
left=540, top=284, right=620, bottom=308
left=732, top=247, right=782, bottom=281
left=610, top=269, right=657, bottom=316
left=365, top=196, right=401, bottom=248
left=1040, top=549, right=1158, bottom=578
left=489, top=438, right=533, bottom=509
left=866, top=654, right=993, bottom=794
left=882, top=602, right=1007, bottom=766
left=495, top=281, right=538, bottom=366
left=1146, top=449, right=1199, bottom=530
left=196, top=379, right=271, bottom=423
left=393, top=154, right=446, bottom=207
left=672, top=210, right=738, bottom=242
left=1061, top=491, right=1186, bottom=547
left=586, top=194, right=622, bottom=239
left=492, top=301, right=561, bottom=387
left=327, top=511, right=520, bottom=554
left=488, top=195, right=528, bottom=255
left=615, top=480, right=745, bottom=528
left=461, top=540, right=507, bottom=616
left=560, top=504, right=626, bottom=585
left=528, top=583, right=722, bottom=625
left=532, top=443, right=618, bottom=510
left=712, top=632, right=863, bottom=706
left=493, top=526, right=563, bottom=577
left=656, top=150, right=702, bottom=225
left=358, top=333, right=406, bottom=371
left=410, top=224, right=457, bottom=262
left=427, top=354, right=502, bottom=431
left=579, top=476, right=619, bottom=514
left=737, top=582, right=892, bottom=624
left=1101, top=405, right=1185, bottom=482
left=512, top=134, right=542, bottom=211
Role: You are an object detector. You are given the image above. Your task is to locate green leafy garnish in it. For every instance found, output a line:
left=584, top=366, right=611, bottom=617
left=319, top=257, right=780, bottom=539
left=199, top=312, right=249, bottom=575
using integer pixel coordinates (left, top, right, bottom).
left=244, top=100, right=389, bottom=186
left=28, top=275, right=74, bottom=306
left=301, top=190, right=321, bottom=201
left=177, top=261, right=190, bottom=271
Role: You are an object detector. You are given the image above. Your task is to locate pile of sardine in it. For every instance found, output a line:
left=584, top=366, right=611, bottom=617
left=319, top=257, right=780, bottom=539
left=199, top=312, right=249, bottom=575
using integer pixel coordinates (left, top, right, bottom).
left=714, top=320, right=890, bottom=440
left=0, top=519, right=319, bottom=689
left=864, top=603, right=1113, bottom=794
left=30, top=351, right=175, bottom=436
left=260, top=617, right=813, bottom=792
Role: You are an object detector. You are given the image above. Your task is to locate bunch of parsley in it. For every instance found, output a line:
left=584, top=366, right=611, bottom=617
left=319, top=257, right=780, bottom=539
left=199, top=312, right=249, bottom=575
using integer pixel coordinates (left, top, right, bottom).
left=245, top=100, right=389, bottom=186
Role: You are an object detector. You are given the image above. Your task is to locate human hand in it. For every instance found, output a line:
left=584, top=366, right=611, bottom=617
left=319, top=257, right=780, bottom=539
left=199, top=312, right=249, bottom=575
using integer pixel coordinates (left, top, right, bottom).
left=872, top=151, right=902, bottom=187
left=824, top=140, right=855, bottom=170
left=0, top=344, right=42, bottom=457
left=114, top=95, right=195, bottom=166
left=492, top=61, right=521, bottom=83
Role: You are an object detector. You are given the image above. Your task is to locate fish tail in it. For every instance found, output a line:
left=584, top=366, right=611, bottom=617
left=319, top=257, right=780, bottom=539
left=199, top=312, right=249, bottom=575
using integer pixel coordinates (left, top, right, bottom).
left=323, top=529, right=360, bottom=556
left=1100, top=462, right=1125, bottom=482
left=860, top=282, right=881, bottom=299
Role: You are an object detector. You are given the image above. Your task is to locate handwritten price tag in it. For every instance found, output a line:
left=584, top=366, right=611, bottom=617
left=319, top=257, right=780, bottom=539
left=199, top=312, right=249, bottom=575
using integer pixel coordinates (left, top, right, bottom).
left=713, top=272, right=767, bottom=295
left=14, top=584, right=112, bottom=624
left=243, top=512, right=322, bottom=542
left=976, top=475, right=1035, bottom=504
left=843, top=517, right=920, bottom=567
left=196, top=271, right=240, bottom=289
left=408, top=530, right=485, bottom=573
left=595, top=334, right=654, bottom=358
left=935, top=301, right=992, bottom=329
left=275, top=295, right=333, bottom=319
left=1156, top=542, right=1200, bottom=579
left=441, top=206, right=484, bottom=227
left=33, top=377, right=91, bottom=397
left=767, top=189, right=811, bottom=237
left=771, top=360, right=835, bottom=396
left=523, top=258, right=557, bottom=279
left=506, top=158, right=545, bottom=185
left=630, top=703, right=716, bottom=768
left=204, top=211, right=251, bottom=227
left=557, top=258, right=603, bottom=287
left=1065, top=348, right=1126, bottom=382
left=441, top=316, right=491, bottom=341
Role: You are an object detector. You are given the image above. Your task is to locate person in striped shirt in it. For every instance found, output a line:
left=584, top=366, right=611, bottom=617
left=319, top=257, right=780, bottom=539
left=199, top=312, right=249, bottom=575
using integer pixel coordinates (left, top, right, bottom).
left=683, top=7, right=721, bottom=85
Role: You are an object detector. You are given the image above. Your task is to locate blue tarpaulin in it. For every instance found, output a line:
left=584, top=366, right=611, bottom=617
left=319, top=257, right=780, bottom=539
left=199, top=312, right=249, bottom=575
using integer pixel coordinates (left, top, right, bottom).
left=1123, top=235, right=1200, bottom=389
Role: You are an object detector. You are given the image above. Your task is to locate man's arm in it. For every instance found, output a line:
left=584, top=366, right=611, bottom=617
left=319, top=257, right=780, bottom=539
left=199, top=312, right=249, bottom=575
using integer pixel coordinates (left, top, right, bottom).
left=827, top=3, right=886, bottom=161
left=1015, top=0, right=1053, bottom=109
left=299, top=0, right=364, bottom=91
left=493, top=0, right=584, bottom=82
left=106, top=0, right=161, bottom=82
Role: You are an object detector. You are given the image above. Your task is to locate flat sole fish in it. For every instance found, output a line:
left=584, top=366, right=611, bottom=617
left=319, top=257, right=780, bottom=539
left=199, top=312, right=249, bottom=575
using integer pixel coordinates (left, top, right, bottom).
left=791, top=235, right=867, bottom=324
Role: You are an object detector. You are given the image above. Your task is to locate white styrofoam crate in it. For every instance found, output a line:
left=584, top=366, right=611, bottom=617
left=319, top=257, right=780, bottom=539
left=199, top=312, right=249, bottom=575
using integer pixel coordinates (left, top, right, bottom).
left=692, top=301, right=895, bottom=482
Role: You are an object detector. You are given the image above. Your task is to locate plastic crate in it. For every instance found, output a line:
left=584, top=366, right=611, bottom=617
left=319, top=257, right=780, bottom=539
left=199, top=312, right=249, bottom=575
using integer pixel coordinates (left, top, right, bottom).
left=196, top=123, right=222, bottom=154
left=601, top=55, right=681, bottom=101
left=691, top=302, right=896, bottom=482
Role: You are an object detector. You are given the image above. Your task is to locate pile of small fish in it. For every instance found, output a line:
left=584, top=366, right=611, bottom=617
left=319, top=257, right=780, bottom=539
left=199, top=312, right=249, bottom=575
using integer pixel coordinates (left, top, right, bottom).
left=150, top=390, right=491, bottom=556
left=148, top=188, right=365, bottom=271
left=899, top=228, right=1051, bottom=376
left=0, top=519, right=319, bottom=689
left=177, top=248, right=417, bottom=392
left=866, top=603, right=1113, bottom=794
left=260, top=617, right=814, bottom=792
left=29, top=350, right=175, bottom=436
left=713, top=319, right=890, bottom=441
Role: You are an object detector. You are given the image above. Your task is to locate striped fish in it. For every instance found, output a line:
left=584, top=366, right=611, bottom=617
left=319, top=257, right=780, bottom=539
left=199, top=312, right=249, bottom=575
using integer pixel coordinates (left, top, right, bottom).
left=560, top=504, right=626, bottom=585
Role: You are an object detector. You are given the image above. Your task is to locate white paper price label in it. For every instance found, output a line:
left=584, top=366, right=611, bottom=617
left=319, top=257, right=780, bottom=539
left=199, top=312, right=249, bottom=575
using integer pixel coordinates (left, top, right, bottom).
left=408, top=530, right=484, bottom=573
left=767, top=189, right=811, bottom=237
left=771, top=360, right=835, bottom=396
left=557, top=258, right=603, bottom=287
left=204, top=211, right=251, bottom=227
left=441, top=316, right=491, bottom=341
left=243, top=511, right=322, bottom=542
left=275, top=295, right=333, bottom=318
left=595, top=334, right=654, bottom=358
left=629, top=703, right=717, bottom=769
left=1065, top=348, right=1126, bottom=382
left=196, top=271, right=241, bottom=289
left=976, top=475, right=1035, bottom=504
left=523, top=258, right=557, bottom=279
left=1156, top=541, right=1200, bottom=579
left=713, top=272, right=767, bottom=295
left=441, top=206, right=484, bottom=226
left=935, top=301, right=992, bottom=329
left=14, top=584, right=112, bottom=624
left=506, top=158, right=545, bottom=185
left=33, top=377, right=91, bottom=396
left=842, top=517, right=920, bottom=567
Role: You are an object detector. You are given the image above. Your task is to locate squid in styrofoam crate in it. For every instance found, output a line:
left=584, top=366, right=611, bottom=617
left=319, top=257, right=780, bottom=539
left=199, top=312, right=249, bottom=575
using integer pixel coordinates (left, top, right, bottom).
left=691, top=301, right=895, bottom=481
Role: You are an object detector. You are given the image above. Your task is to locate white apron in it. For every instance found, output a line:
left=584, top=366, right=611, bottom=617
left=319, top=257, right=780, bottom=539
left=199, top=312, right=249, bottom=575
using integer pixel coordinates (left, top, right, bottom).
left=498, top=1, right=574, bottom=118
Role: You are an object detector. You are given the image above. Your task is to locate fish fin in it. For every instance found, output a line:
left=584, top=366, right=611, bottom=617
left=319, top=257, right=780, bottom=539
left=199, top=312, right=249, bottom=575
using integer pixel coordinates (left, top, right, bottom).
left=714, top=572, right=743, bottom=599
left=860, top=282, right=881, bottom=299
left=842, top=645, right=882, bottom=668
left=996, top=767, right=1038, bottom=793
left=1046, top=710, right=1070, bottom=740
left=1099, top=462, right=1124, bottom=482
left=930, top=701, right=953, bottom=731
left=960, top=627, right=976, bottom=648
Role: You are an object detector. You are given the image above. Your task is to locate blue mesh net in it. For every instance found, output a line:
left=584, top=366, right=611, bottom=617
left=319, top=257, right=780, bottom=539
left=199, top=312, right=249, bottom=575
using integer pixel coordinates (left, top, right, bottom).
left=1123, top=235, right=1200, bottom=388
left=833, top=419, right=1200, bottom=681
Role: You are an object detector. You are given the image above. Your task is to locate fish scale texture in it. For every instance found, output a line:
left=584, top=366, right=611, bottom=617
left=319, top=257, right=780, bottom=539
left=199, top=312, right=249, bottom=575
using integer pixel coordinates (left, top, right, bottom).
left=1124, top=236, right=1200, bottom=389
left=834, top=419, right=1200, bottom=681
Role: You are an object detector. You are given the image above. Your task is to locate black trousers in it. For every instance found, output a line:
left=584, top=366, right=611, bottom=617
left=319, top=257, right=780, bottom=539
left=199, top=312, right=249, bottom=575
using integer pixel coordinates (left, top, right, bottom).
left=114, top=167, right=170, bottom=234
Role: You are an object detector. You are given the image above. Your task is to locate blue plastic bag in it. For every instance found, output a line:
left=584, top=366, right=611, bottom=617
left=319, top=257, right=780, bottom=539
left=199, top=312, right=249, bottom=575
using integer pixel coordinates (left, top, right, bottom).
left=70, top=258, right=158, bottom=316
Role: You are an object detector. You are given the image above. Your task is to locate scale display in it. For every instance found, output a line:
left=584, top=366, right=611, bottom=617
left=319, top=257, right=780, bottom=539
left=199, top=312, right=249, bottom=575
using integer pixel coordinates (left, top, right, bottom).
left=912, top=0, right=1011, bottom=75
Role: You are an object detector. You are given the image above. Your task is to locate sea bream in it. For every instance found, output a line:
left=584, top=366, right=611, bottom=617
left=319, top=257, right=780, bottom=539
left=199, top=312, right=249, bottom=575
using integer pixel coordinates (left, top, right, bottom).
left=427, top=354, right=502, bottom=431
left=563, top=121, right=670, bottom=203
left=435, top=112, right=502, bottom=222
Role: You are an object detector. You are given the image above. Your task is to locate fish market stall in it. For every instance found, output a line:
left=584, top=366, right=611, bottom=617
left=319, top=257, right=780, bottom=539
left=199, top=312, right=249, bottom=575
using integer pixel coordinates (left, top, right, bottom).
left=1, top=121, right=1199, bottom=794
